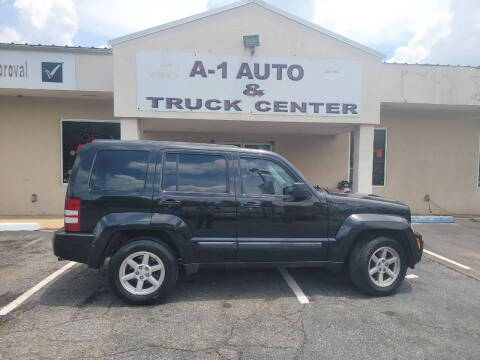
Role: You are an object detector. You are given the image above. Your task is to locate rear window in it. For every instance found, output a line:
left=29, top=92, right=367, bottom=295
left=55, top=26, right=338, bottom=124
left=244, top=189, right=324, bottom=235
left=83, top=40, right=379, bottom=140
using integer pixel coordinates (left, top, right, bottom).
left=163, top=152, right=227, bottom=193
left=90, top=150, right=149, bottom=192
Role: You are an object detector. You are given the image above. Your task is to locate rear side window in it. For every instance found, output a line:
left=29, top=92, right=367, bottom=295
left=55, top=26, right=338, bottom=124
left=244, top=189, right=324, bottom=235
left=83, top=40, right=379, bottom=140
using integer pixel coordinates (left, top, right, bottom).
left=90, top=150, right=149, bottom=192
left=163, top=153, right=227, bottom=193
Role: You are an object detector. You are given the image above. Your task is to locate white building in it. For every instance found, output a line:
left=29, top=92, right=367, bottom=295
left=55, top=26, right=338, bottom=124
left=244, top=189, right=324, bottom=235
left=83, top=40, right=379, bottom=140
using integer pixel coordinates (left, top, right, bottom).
left=1, top=0, right=479, bottom=216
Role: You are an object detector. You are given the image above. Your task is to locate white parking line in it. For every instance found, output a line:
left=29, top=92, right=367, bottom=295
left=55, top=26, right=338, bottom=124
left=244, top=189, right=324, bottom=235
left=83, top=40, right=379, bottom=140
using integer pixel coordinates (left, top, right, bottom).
left=23, top=237, right=43, bottom=248
left=277, top=267, right=310, bottom=304
left=405, top=274, right=418, bottom=279
left=424, top=249, right=471, bottom=270
left=0, top=261, right=77, bottom=316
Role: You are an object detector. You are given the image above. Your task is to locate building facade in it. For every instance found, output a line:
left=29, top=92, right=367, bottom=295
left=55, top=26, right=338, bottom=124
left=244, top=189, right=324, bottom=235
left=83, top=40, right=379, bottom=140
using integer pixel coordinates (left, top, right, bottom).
left=1, top=0, right=479, bottom=216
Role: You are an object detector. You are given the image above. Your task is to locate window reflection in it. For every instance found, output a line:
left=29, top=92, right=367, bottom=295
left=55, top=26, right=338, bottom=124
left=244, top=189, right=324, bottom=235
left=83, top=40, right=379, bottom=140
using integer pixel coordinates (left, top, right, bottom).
left=240, top=158, right=295, bottom=195
left=163, top=153, right=227, bottom=193
left=90, top=150, right=149, bottom=192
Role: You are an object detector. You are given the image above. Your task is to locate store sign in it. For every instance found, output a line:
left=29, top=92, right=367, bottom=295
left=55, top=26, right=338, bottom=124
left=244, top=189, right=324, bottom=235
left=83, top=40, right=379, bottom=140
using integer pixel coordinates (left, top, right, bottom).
left=0, top=50, right=75, bottom=90
left=137, top=51, right=362, bottom=116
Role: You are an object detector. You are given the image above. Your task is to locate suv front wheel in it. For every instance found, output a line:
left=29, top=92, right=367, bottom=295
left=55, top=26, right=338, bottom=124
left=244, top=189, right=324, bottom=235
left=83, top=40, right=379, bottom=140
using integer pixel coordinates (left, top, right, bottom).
left=349, top=236, right=407, bottom=296
left=108, top=238, right=178, bottom=304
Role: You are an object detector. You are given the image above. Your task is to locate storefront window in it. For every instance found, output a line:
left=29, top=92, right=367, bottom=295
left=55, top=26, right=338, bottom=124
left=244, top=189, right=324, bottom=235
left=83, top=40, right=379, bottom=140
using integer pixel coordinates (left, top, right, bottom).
left=220, top=142, right=273, bottom=151
left=349, top=131, right=354, bottom=185
left=372, top=129, right=387, bottom=186
left=62, top=120, right=120, bottom=183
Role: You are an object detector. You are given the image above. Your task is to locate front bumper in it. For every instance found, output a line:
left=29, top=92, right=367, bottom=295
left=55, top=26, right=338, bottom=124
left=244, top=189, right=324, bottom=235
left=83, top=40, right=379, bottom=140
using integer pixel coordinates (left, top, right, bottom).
left=409, top=230, right=423, bottom=266
left=53, top=229, right=95, bottom=264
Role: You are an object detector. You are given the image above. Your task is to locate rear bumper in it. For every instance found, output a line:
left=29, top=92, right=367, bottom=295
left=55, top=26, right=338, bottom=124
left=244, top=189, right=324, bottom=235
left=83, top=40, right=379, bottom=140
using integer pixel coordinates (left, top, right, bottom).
left=53, top=229, right=95, bottom=264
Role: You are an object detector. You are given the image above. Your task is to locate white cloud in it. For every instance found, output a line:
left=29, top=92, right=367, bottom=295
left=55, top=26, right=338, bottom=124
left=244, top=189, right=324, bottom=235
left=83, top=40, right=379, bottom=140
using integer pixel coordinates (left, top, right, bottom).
left=1, top=0, right=78, bottom=45
left=389, top=0, right=480, bottom=65
left=0, top=0, right=478, bottom=66
left=388, top=12, right=452, bottom=63
left=314, top=0, right=450, bottom=47
left=75, top=0, right=208, bottom=40
left=0, top=27, right=21, bottom=43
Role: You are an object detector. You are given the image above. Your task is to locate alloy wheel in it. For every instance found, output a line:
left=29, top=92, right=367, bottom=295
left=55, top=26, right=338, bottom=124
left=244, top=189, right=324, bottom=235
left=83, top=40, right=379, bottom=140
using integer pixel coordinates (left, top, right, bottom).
left=119, top=251, right=166, bottom=295
left=368, top=246, right=401, bottom=287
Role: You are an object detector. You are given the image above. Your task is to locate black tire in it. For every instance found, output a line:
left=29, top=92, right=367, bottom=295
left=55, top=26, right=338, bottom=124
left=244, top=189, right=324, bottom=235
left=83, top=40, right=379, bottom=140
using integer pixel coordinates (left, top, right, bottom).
left=349, top=236, right=407, bottom=296
left=108, top=238, right=178, bottom=305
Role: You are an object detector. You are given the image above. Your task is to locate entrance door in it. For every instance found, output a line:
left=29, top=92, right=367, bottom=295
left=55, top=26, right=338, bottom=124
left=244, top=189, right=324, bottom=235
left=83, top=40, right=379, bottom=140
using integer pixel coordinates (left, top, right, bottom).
left=236, top=155, right=329, bottom=262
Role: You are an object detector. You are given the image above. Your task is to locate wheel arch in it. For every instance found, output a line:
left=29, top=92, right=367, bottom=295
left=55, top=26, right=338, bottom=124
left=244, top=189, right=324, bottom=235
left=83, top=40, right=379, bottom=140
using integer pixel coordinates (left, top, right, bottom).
left=86, top=212, right=194, bottom=268
left=101, top=230, right=182, bottom=263
left=331, top=214, right=415, bottom=267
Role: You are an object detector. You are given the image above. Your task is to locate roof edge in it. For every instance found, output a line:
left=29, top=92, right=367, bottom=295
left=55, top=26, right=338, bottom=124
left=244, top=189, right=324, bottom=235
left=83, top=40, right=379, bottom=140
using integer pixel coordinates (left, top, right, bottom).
left=0, top=43, right=112, bottom=54
left=108, top=0, right=384, bottom=58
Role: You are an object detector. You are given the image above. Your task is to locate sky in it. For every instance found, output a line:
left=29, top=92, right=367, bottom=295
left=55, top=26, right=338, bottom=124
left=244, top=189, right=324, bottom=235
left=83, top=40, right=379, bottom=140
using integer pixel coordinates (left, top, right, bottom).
left=0, top=0, right=479, bottom=65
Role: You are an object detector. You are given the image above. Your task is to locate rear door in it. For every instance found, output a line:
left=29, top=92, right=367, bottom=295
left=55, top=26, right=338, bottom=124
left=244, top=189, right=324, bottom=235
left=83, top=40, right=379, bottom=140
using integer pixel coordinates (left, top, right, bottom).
left=235, top=154, right=329, bottom=262
left=152, top=150, right=237, bottom=263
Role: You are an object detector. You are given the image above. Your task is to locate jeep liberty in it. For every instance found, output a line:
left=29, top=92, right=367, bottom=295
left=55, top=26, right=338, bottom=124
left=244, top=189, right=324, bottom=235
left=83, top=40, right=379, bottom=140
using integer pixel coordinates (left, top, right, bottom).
left=54, top=140, right=423, bottom=304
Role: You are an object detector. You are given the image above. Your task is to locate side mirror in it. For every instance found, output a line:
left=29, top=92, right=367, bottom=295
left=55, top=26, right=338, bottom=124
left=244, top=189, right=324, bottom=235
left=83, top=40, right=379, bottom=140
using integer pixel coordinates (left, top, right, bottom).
left=284, top=183, right=310, bottom=202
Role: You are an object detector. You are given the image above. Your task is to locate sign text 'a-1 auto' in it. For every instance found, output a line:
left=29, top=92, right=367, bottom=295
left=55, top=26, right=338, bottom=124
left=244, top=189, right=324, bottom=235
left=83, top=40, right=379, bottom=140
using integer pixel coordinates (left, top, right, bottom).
left=136, top=51, right=362, bottom=116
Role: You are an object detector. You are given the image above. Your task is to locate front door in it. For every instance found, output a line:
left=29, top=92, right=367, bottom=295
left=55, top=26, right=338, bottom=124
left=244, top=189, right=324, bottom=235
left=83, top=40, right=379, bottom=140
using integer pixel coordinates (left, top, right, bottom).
left=152, top=150, right=237, bottom=263
left=236, top=155, right=329, bottom=262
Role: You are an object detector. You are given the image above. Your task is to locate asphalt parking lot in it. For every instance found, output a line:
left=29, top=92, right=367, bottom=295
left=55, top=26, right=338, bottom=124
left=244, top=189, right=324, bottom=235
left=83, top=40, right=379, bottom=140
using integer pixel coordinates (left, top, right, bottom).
left=0, top=221, right=479, bottom=360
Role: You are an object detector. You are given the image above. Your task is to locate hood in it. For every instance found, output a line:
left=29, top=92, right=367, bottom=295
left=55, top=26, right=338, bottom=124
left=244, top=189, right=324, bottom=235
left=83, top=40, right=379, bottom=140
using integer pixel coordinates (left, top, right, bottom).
left=328, top=192, right=407, bottom=206
left=325, top=191, right=411, bottom=224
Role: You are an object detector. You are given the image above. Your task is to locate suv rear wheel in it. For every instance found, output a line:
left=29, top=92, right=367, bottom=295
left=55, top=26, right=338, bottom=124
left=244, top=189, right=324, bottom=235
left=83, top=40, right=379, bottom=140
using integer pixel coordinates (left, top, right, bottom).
left=108, top=238, right=178, bottom=304
left=349, top=236, right=407, bottom=296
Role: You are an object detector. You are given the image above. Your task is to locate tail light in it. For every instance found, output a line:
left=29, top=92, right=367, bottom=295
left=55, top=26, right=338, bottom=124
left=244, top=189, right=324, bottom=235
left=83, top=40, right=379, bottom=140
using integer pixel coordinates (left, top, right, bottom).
left=64, top=197, right=81, bottom=232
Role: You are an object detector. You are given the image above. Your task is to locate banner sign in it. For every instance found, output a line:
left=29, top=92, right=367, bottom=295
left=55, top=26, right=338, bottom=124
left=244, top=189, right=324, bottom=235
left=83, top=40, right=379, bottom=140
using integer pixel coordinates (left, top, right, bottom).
left=0, top=50, right=75, bottom=90
left=137, top=51, right=362, bottom=116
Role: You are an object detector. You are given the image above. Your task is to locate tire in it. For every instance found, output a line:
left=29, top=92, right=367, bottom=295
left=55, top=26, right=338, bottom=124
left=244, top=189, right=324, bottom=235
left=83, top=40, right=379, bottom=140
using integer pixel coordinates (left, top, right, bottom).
left=348, top=236, right=407, bottom=296
left=108, top=238, right=178, bottom=305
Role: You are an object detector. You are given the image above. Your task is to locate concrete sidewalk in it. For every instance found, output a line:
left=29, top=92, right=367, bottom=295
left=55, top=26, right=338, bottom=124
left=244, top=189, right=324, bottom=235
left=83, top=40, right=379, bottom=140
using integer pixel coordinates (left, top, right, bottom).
left=0, top=216, right=63, bottom=230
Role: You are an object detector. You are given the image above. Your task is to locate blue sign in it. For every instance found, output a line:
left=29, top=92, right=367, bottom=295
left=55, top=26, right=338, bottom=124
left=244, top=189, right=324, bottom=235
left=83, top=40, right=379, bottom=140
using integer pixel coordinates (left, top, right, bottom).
left=41, top=62, right=63, bottom=83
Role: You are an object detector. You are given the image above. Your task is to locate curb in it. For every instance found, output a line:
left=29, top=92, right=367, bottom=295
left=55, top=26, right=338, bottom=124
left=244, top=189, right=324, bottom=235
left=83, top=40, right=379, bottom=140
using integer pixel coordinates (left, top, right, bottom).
left=411, top=216, right=455, bottom=223
left=0, top=223, right=41, bottom=231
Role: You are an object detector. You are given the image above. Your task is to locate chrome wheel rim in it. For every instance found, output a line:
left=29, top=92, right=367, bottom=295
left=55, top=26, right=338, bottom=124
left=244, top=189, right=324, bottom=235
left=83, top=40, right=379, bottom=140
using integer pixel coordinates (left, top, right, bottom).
left=119, top=251, right=165, bottom=295
left=368, top=246, right=401, bottom=287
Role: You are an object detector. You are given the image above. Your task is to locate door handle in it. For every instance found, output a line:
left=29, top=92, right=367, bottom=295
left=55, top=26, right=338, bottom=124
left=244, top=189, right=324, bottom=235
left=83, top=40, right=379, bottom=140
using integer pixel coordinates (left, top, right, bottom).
left=241, top=201, right=261, bottom=208
left=159, top=199, right=181, bottom=206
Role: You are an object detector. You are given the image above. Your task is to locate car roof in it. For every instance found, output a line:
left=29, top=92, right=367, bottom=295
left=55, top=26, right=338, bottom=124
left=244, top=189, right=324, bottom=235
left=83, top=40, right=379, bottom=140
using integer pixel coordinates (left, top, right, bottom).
left=88, top=139, right=274, bottom=155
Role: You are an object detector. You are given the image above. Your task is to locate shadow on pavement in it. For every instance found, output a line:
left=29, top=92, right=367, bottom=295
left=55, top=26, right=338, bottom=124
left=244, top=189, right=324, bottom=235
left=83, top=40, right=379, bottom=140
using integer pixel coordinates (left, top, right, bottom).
left=38, top=263, right=409, bottom=308
left=287, top=267, right=412, bottom=300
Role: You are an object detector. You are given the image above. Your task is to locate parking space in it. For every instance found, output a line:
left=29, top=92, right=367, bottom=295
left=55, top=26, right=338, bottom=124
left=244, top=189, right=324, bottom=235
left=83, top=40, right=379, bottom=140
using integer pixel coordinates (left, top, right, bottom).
left=413, top=218, right=480, bottom=279
left=0, top=228, right=479, bottom=359
left=0, top=231, right=66, bottom=309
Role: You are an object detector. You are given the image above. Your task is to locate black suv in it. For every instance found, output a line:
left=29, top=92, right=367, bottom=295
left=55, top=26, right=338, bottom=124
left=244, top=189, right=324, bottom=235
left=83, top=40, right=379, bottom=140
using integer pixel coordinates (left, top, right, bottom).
left=54, top=140, right=423, bottom=304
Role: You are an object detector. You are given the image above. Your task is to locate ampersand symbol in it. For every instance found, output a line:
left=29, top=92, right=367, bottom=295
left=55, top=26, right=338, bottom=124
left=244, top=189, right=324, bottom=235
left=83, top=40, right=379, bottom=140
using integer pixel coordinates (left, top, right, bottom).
left=243, top=84, right=264, bottom=97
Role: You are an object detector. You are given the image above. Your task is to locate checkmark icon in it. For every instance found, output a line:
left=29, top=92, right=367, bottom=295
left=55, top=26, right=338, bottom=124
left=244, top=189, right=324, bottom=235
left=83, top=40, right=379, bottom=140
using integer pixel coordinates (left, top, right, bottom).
left=45, top=64, right=61, bottom=79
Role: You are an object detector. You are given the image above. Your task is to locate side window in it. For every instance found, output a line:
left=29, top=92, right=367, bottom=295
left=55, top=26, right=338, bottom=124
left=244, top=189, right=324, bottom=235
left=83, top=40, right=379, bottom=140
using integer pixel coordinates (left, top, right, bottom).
left=240, top=157, right=296, bottom=195
left=162, top=152, right=227, bottom=193
left=90, top=150, right=149, bottom=192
